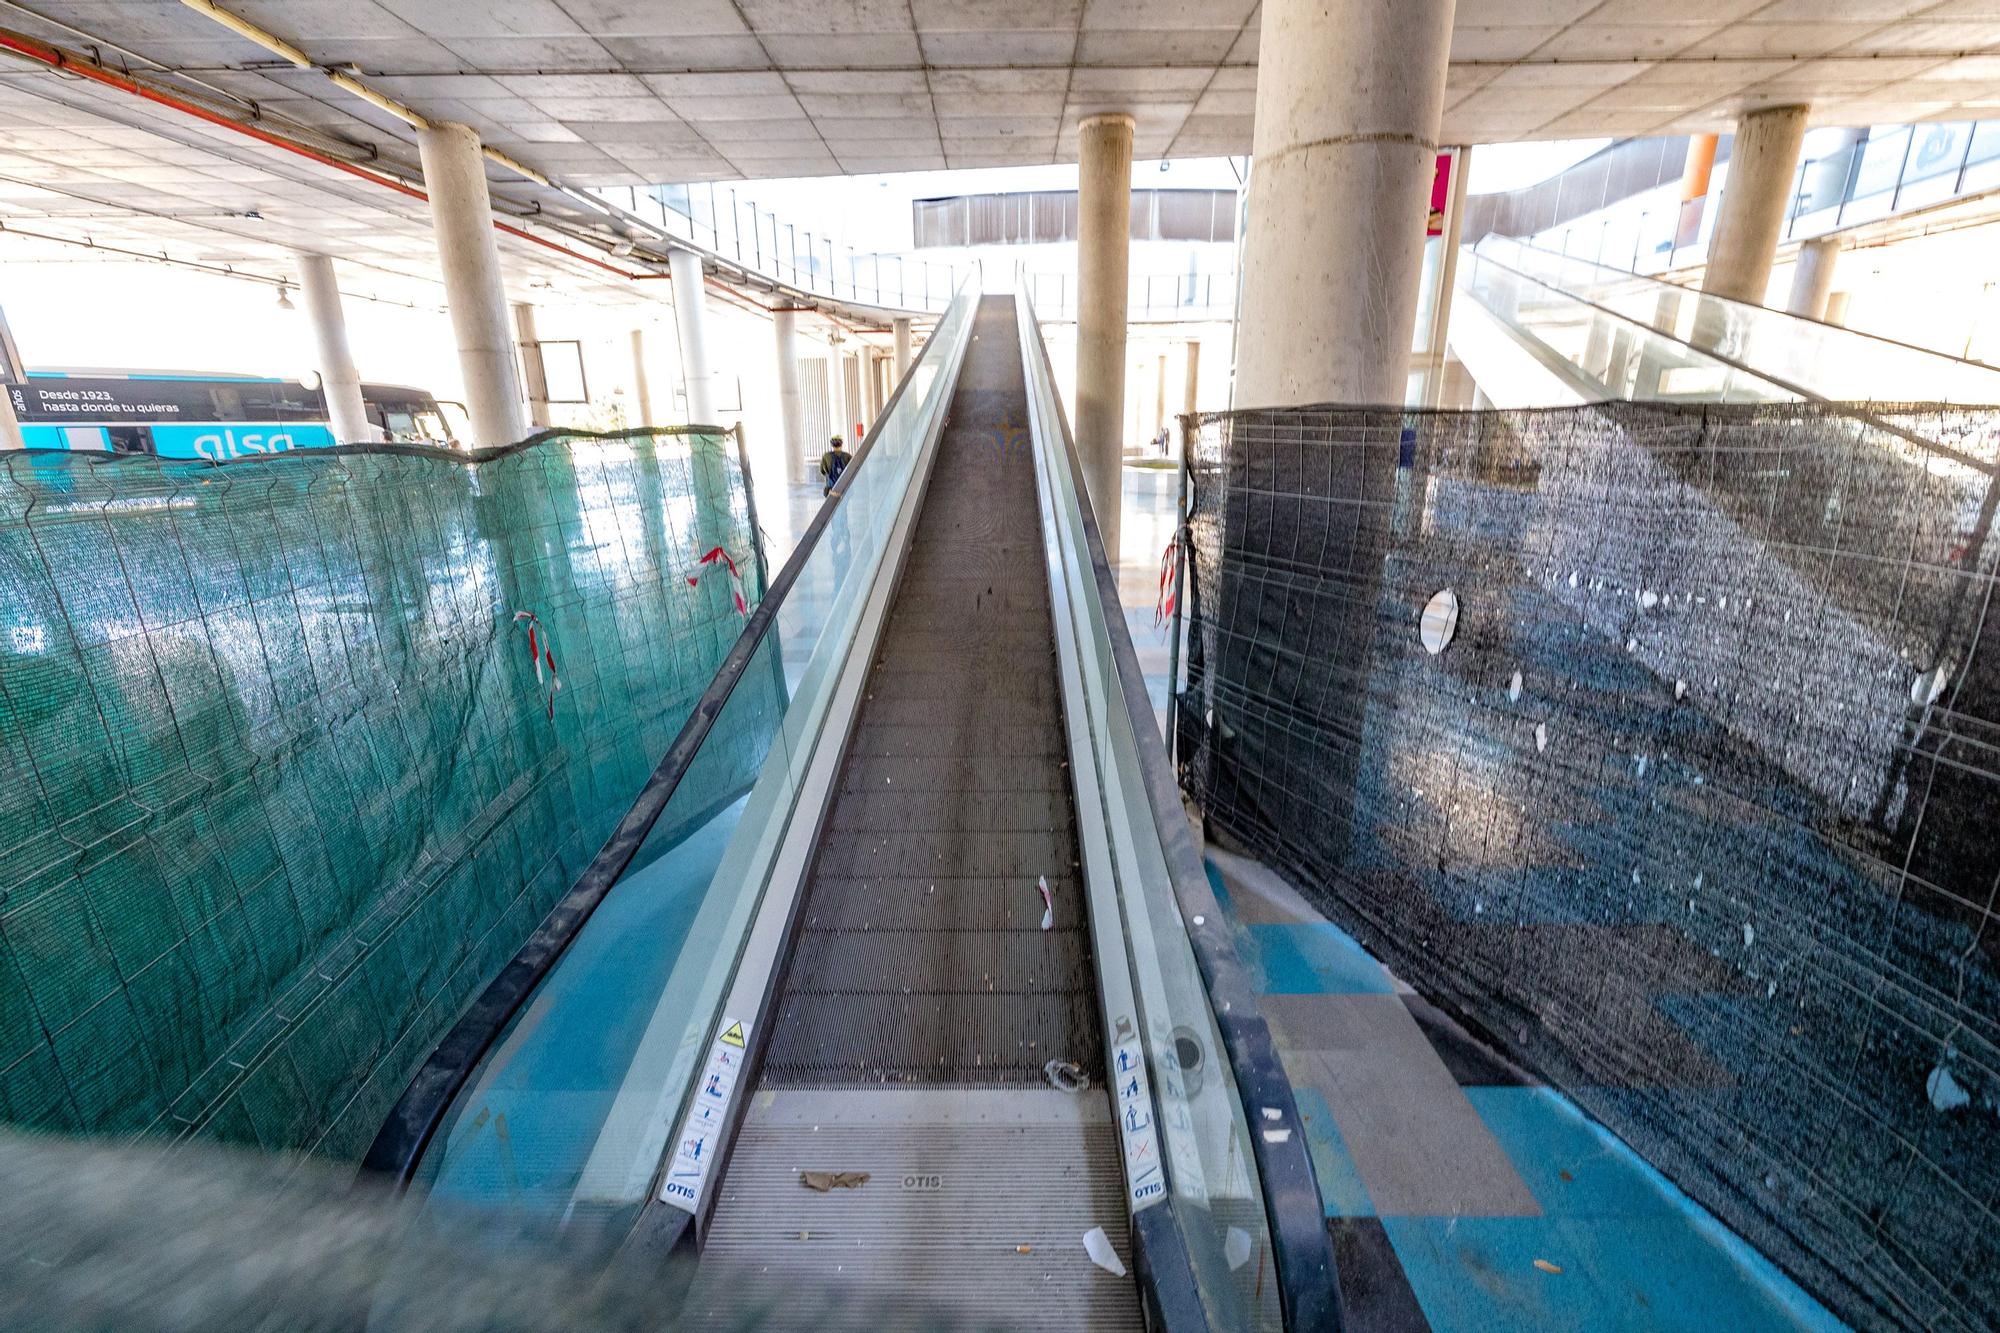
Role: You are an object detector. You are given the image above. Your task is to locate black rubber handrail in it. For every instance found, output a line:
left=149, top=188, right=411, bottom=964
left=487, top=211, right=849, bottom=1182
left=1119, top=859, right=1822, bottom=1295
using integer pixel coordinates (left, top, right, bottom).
left=1017, top=290, right=1348, bottom=1332
left=362, top=294, right=971, bottom=1185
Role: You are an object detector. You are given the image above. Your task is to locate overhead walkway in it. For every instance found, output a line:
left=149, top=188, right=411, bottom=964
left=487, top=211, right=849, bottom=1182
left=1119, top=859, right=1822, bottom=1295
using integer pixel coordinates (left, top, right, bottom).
left=364, top=282, right=1339, bottom=1331
left=1448, top=235, right=2000, bottom=410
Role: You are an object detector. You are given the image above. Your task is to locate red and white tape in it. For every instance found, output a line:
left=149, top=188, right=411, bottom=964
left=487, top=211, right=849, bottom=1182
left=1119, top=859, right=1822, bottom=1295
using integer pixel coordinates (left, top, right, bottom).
left=511, top=610, right=562, bottom=721
left=1153, top=537, right=1179, bottom=629
left=688, top=545, right=749, bottom=616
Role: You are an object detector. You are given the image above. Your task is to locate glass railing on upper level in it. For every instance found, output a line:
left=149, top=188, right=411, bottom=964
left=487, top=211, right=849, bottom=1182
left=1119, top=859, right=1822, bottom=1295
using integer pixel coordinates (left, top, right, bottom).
left=369, top=274, right=980, bottom=1249
left=589, top=182, right=969, bottom=312
left=1479, top=236, right=2000, bottom=406
left=1022, top=268, right=1238, bottom=322
left=1456, top=244, right=1801, bottom=407
left=1014, top=277, right=1340, bottom=1331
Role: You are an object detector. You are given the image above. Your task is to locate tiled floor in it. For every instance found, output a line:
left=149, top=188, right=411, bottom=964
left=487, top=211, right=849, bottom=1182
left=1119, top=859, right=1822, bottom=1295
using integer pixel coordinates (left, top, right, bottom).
left=1203, top=848, right=1850, bottom=1333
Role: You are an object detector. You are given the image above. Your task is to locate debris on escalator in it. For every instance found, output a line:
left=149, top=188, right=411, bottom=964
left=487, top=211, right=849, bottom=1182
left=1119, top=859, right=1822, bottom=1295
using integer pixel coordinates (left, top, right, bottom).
left=799, top=1171, right=870, bottom=1192
left=1082, top=1227, right=1127, bottom=1277
left=1043, top=1059, right=1089, bottom=1093
left=1035, top=874, right=1054, bottom=929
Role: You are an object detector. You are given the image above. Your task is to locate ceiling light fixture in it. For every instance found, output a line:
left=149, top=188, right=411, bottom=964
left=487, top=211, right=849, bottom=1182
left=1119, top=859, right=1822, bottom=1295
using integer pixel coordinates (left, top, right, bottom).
left=275, top=282, right=294, bottom=310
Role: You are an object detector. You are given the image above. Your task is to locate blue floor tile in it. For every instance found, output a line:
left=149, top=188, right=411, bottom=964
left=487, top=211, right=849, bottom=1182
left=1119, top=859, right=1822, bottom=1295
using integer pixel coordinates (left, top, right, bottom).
left=1467, top=1086, right=1685, bottom=1220
left=1249, top=923, right=1394, bottom=994
left=1383, top=1212, right=1846, bottom=1333
left=1371, top=1085, right=1850, bottom=1333
left=1291, top=1085, right=1374, bottom=1217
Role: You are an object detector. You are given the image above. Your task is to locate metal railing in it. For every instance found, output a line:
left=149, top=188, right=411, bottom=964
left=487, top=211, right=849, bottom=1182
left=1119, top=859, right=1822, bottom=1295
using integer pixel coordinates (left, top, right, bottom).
left=1536, top=119, right=2000, bottom=277
left=592, top=181, right=970, bottom=312
left=1482, top=236, right=2000, bottom=405
left=1022, top=268, right=1239, bottom=323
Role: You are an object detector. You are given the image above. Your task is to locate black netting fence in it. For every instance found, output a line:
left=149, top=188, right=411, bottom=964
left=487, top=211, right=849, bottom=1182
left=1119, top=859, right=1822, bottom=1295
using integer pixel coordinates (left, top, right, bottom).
left=0, top=428, right=764, bottom=1161
left=1176, top=401, right=2000, bottom=1333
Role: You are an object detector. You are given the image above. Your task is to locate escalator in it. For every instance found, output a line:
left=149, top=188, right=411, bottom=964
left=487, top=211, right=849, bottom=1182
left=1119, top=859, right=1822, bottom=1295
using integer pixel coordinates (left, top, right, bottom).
left=365, top=282, right=1339, bottom=1332
left=684, top=296, right=1137, bottom=1327
left=1450, top=235, right=2000, bottom=409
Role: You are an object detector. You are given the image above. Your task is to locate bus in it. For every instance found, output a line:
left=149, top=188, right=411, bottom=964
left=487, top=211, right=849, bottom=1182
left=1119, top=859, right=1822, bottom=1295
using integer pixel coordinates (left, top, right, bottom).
left=4, top=371, right=466, bottom=459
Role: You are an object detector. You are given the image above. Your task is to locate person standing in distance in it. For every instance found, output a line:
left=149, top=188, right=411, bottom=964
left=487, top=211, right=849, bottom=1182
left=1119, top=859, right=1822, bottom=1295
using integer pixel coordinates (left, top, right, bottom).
left=819, top=435, right=852, bottom=497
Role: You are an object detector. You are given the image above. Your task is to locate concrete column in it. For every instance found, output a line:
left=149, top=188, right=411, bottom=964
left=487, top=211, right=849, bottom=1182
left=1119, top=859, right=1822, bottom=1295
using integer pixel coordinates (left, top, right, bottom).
left=1787, top=237, right=1840, bottom=321
left=1703, top=105, right=1809, bottom=305
left=415, top=120, right=527, bottom=446
left=295, top=253, right=374, bottom=444
left=1681, top=132, right=1719, bottom=202
left=1075, top=111, right=1134, bottom=561
left=1636, top=289, right=1684, bottom=397
left=1233, top=0, right=1455, bottom=408
left=864, top=350, right=885, bottom=423
left=1582, top=314, right=1615, bottom=384
left=628, top=327, right=655, bottom=427
left=1177, top=340, right=1201, bottom=455
left=1153, top=352, right=1168, bottom=441
left=512, top=303, right=552, bottom=429
left=668, top=248, right=716, bottom=424
left=842, top=353, right=862, bottom=439
left=827, top=334, right=848, bottom=445
left=893, top=317, right=912, bottom=379
left=1825, top=290, right=1852, bottom=327
left=774, top=307, right=809, bottom=484
left=1423, top=144, right=1470, bottom=407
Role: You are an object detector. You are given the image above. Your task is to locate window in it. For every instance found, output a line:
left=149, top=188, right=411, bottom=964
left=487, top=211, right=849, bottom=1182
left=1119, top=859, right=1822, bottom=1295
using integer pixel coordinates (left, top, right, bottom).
left=911, top=189, right=1238, bottom=247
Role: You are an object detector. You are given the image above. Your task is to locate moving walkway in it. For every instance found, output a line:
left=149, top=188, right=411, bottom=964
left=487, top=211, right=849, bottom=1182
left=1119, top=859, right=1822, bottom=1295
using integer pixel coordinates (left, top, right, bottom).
left=365, top=280, right=1340, bottom=1331
left=1450, top=235, right=2000, bottom=409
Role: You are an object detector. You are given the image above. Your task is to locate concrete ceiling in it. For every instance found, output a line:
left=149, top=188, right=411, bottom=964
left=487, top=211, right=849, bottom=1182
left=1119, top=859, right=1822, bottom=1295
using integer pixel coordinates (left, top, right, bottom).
left=0, top=0, right=1993, bottom=303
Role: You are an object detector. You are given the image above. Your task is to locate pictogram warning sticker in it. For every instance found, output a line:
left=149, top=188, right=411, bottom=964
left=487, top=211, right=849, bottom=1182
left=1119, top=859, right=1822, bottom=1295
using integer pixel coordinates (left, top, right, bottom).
left=658, top=1016, right=750, bottom=1213
left=1109, top=1013, right=1165, bottom=1209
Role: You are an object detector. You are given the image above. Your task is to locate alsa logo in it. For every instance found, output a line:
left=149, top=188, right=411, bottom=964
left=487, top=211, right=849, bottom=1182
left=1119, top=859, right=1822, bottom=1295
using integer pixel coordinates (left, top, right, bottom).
left=192, top=429, right=299, bottom=461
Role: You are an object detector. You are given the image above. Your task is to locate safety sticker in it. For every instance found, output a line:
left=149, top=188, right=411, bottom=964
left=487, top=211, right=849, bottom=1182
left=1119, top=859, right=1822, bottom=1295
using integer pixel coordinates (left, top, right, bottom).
left=1109, top=1013, right=1166, bottom=1208
left=658, top=1016, right=750, bottom=1213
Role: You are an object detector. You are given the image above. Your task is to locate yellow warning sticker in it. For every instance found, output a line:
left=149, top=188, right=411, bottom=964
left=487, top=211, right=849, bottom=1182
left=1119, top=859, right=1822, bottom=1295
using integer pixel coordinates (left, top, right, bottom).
left=719, top=1020, right=746, bottom=1048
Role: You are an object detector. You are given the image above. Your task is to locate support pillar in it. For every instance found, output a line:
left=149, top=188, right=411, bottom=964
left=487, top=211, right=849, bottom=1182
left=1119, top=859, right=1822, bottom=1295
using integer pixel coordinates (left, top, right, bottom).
left=827, top=333, right=848, bottom=446
left=842, top=353, right=862, bottom=440
left=1233, top=0, right=1453, bottom=409
left=1076, top=111, right=1134, bottom=561
left=1177, top=340, right=1201, bottom=456
left=1787, top=237, right=1840, bottom=321
left=1703, top=105, right=1809, bottom=306
left=668, top=248, right=716, bottom=424
left=512, top=303, right=552, bottom=429
left=774, top=307, right=809, bottom=485
left=664, top=250, right=731, bottom=596
left=1423, top=145, right=1470, bottom=407
left=295, top=253, right=374, bottom=443
left=415, top=120, right=527, bottom=445
left=1676, top=132, right=1719, bottom=250
left=1636, top=289, right=1684, bottom=396
left=893, top=317, right=912, bottom=379
left=864, top=350, right=885, bottom=424
left=629, top=327, right=655, bottom=427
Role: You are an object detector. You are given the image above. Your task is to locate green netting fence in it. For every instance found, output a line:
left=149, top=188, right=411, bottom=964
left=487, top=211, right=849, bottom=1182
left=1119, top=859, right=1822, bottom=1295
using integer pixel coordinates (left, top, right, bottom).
left=0, top=427, right=766, bottom=1161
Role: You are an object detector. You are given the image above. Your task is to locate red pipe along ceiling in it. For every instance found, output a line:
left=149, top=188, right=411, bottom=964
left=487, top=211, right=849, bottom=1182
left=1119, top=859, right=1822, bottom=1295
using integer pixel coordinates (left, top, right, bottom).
left=0, top=23, right=804, bottom=314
